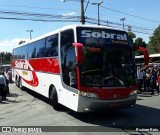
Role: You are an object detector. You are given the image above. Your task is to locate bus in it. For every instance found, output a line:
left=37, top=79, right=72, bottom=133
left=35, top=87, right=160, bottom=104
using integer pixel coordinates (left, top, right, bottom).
left=135, top=55, right=144, bottom=66
left=12, top=24, right=138, bottom=112
left=0, top=64, right=11, bottom=71
left=135, top=53, right=160, bottom=66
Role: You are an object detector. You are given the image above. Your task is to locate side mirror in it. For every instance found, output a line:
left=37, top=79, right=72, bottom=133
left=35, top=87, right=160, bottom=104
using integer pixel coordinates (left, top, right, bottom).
left=72, top=42, right=84, bottom=64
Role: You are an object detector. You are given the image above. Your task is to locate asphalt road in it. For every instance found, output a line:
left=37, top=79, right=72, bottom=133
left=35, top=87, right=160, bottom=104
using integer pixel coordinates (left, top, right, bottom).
left=0, top=83, right=160, bottom=135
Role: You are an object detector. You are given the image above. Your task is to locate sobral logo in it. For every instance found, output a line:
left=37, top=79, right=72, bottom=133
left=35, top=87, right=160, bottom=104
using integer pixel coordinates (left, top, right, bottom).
left=81, top=30, right=127, bottom=41
left=15, top=61, right=29, bottom=69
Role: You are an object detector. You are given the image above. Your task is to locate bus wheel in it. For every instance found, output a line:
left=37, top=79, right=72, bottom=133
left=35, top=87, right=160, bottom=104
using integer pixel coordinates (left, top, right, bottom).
left=19, top=78, right=23, bottom=90
left=16, top=77, right=19, bottom=87
left=49, top=86, right=60, bottom=110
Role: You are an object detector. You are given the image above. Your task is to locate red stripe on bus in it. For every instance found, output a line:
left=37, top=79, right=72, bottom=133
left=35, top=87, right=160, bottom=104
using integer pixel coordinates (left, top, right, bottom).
left=12, top=58, right=60, bottom=74
left=22, top=70, right=39, bottom=87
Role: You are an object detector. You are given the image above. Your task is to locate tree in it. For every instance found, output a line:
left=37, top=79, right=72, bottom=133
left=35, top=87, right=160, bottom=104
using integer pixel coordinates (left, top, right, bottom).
left=19, top=40, right=25, bottom=45
left=128, top=32, right=136, bottom=45
left=128, top=31, right=147, bottom=56
left=135, top=37, right=146, bottom=48
left=0, top=52, right=12, bottom=65
left=147, top=25, right=160, bottom=54
left=134, top=37, right=147, bottom=55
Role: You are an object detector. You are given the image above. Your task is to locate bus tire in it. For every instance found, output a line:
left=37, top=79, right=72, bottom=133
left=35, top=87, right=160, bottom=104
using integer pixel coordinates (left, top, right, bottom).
left=49, top=86, right=60, bottom=110
left=16, top=76, right=19, bottom=87
left=19, top=78, right=23, bottom=90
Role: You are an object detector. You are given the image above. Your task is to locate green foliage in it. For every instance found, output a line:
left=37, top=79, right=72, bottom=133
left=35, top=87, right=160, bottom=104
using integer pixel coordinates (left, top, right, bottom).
left=128, top=32, right=136, bottom=44
left=128, top=31, right=147, bottom=56
left=147, top=25, right=160, bottom=54
left=0, top=52, right=12, bottom=65
left=135, top=37, right=146, bottom=48
left=19, top=40, right=25, bottom=45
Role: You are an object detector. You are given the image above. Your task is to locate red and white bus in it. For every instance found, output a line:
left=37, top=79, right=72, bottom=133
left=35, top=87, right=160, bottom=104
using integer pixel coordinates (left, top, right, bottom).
left=135, top=53, right=160, bottom=66
left=12, top=25, right=138, bottom=112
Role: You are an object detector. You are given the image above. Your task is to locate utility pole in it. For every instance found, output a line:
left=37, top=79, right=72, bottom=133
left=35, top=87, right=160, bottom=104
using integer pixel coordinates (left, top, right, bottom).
left=92, top=1, right=103, bottom=26
left=27, top=30, right=33, bottom=40
left=128, top=25, right=132, bottom=32
left=61, top=0, right=85, bottom=25
left=81, top=0, right=85, bottom=24
left=120, top=18, right=126, bottom=30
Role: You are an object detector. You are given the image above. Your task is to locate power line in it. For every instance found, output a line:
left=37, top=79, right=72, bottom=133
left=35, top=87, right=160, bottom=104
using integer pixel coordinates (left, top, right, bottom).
left=0, top=4, right=79, bottom=11
left=86, top=17, right=154, bottom=35
left=0, top=9, right=155, bottom=35
left=0, top=16, right=80, bottom=22
left=97, top=4, right=160, bottom=24
left=0, top=10, right=79, bottom=18
left=1, top=3, right=160, bottom=24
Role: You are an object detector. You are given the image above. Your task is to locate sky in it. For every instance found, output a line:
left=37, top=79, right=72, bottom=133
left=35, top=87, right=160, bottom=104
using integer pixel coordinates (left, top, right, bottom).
left=0, top=0, right=160, bottom=52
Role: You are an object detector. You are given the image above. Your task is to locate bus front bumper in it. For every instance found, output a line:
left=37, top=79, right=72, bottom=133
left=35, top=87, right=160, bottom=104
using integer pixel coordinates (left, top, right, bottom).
left=77, top=94, right=137, bottom=112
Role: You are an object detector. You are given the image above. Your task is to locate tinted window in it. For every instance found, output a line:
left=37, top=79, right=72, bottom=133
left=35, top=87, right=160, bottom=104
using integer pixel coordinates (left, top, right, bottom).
left=28, top=42, right=36, bottom=59
left=60, top=29, right=74, bottom=65
left=21, top=45, right=28, bottom=59
left=65, top=47, right=77, bottom=87
left=17, top=48, right=22, bottom=59
left=60, top=29, right=75, bottom=86
left=36, top=39, right=46, bottom=58
left=13, top=49, right=17, bottom=59
left=46, top=34, right=58, bottom=57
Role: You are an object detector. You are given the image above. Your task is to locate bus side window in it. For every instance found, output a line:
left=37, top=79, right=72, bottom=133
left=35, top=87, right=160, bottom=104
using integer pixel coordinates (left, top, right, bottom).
left=28, top=42, right=37, bottom=59
left=66, top=48, right=77, bottom=88
left=13, top=49, right=18, bottom=59
left=36, top=38, right=46, bottom=58
left=17, top=47, right=22, bottom=59
left=60, top=29, right=74, bottom=86
left=46, top=34, right=58, bottom=57
left=21, top=45, right=28, bottom=59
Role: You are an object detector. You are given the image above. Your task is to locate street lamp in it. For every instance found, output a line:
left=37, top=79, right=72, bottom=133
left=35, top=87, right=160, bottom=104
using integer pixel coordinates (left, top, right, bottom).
left=120, top=18, right=126, bottom=30
left=92, top=1, right=103, bottom=26
left=27, top=30, right=33, bottom=40
left=61, top=0, right=85, bottom=25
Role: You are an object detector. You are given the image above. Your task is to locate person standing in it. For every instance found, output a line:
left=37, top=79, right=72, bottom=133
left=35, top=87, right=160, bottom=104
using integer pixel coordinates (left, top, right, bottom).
left=137, top=67, right=145, bottom=93
left=69, top=68, right=77, bottom=88
left=150, top=69, right=159, bottom=95
left=0, top=72, right=7, bottom=100
left=156, top=72, right=160, bottom=96
left=146, top=69, right=151, bottom=91
left=7, top=69, right=12, bottom=83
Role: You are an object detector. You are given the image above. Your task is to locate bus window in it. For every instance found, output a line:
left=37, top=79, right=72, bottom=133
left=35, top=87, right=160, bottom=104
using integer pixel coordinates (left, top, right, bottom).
left=21, top=45, right=28, bottom=59
left=28, top=42, right=36, bottom=59
left=60, top=29, right=74, bottom=86
left=66, top=47, right=77, bottom=88
left=36, top=38, right=46, bottom=58
left=17, top=47, right=22, bottom=59
left=46, top=34, right=58, bottom=57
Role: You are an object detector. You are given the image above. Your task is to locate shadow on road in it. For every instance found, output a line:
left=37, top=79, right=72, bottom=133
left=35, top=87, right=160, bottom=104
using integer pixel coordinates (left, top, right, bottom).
left=13, top=86, right=160, bottom=133
left=67, top=104, right=160, bottom=132
left=21, top=87, right=70, bottom=112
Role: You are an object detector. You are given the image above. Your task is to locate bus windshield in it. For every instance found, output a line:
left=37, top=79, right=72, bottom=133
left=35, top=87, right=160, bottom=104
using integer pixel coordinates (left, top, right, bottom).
left=80, top=46, right=136, bottom=87
left=77, top=27, right=136, bottom=87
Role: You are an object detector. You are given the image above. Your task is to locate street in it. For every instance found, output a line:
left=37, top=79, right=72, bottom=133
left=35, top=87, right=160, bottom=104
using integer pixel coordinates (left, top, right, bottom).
left=0, top=83, right=160, bottom=135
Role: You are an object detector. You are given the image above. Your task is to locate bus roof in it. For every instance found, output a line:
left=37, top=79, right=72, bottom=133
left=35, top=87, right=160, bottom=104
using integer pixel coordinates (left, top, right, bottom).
left=13, top=24, right=127, bottom=49
left=135, top=54, right=160, bottom=58
left=149, top=54, right=160, bottom=57
left=1, top=64, right=11, bottom=67
left=135, top=55, right=144, bottom=58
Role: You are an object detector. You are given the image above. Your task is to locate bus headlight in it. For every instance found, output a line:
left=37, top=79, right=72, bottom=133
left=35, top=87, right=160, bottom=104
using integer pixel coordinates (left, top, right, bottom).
left=130, top=90, right=137, bottom=96
left=79, top=91, right=98, bottom=99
